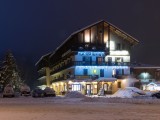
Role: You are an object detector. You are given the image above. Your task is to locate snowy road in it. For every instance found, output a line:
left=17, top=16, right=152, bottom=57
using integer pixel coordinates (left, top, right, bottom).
left=0, top=97, right=160, bottom=120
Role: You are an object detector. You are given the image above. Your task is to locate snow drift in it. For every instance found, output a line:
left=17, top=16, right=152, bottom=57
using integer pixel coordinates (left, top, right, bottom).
left=65, top=91, right=86, bottom=98
left=112, top=87, right=146, bottom=98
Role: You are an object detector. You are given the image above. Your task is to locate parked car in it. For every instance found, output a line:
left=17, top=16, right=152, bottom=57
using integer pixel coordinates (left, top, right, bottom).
left=2, top=84, right=15, bottom=98
left=20, top=84, right=31, bottom=96
left=43, top=87, right=56, bottom=97
left=151, top=92, right=160, bottom=98
left=32, top=88, right=44, bottom=98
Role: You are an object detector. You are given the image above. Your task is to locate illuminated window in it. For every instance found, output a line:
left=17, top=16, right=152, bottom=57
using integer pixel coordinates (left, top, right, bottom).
left=84, top=29, right=90, bottom=43
left=72, top=84, right=81, bottom=91
left=118, top=82, right=121, bottom=88
left=103, top=83, right=108, bottom=91
left=110, top=41, right=115, bottom=50
left=112, top=69, right=116, bottom=77
left=104, top=25, right=108, bottom=43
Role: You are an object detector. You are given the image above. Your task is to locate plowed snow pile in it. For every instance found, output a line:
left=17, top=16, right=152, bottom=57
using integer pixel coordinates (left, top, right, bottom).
left=65, top=91, right=86, bottom=98
left=112, top=87, right=146, bottom=98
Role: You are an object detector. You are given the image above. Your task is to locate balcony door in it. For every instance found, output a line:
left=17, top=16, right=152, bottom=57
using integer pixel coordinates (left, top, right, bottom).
left=96, top=57, right=104, bottom=65
left=83, top=56, right=92, bottom=65
left=86, top=84, right=92, bottom=95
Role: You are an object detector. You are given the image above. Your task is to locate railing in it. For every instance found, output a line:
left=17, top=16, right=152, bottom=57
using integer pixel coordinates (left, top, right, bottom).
left=73, top=61, right=130, bottom=66
left=50, top=61, right=130, bottom=75
left=74, top=75, right=99, bottom=80
left=38, top=73, right=46, bottom=79
left=51, top=75, right=99, bottom=82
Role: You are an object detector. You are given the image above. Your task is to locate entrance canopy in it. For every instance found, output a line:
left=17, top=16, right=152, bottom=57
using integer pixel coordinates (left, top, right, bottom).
left=94, top=78, right=117, bottom=82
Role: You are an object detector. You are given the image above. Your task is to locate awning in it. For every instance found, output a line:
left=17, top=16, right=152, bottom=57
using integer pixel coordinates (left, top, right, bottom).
left=94, top=78, right=117, bottom=82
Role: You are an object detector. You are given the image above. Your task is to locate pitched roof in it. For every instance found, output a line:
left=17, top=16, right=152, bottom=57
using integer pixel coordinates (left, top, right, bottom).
left=50, top=20, right=139, bottom=58
left=35, top=52, right=52, bottom=66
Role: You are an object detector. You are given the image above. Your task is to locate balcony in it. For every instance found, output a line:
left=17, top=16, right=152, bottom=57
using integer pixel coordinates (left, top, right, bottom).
left=51, top=75, right=99, bottom=83
left=38, top=73, right=46, bottom=79
left=50, top=61, right=130, bottom=75
left=74, top=61, right=130, bottom=66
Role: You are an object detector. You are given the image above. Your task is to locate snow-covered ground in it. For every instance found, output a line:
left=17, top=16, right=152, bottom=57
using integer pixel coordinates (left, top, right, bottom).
left=0, top=96, right=160, bottom=120
left=0, top=89, right=160, bottom=120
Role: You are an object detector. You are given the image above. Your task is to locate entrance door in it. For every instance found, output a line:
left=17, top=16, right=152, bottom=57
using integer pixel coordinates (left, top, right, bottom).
left=103, top=83, right=112, bottom=94
left=103, top=83, right=109, bottom=91
left=86, top=84, right=91, bottom=95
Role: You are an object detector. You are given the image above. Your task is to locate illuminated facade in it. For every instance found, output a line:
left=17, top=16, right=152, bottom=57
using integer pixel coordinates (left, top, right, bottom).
left=36, top=20, right=139, bottom=95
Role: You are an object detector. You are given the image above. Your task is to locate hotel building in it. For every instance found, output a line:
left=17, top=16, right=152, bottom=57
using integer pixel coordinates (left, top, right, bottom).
left=36, top=20, right=139, bottom=95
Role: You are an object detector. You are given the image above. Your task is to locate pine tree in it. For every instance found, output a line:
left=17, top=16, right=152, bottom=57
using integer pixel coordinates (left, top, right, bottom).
left=0, top=51, right=22, bottom=90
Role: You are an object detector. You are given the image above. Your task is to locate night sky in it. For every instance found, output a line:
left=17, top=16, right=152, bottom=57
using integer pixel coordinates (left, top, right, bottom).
left=0, top=0, right=160, bottom=85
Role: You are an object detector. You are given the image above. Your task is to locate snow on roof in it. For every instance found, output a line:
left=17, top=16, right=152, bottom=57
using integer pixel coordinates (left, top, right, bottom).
left=94, top=78, right=117, bottom=82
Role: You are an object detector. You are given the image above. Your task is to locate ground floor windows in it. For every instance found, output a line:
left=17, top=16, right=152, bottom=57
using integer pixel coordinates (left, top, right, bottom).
left=51, top=79, right=127, bottom=95
left=72, top=84, right=81, bottom=91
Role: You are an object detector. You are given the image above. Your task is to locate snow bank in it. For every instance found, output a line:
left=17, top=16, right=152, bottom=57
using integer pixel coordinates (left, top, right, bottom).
left=65, top=91, right=86, bottom=98
left=112, top=87, right=146, bottom=98
left=82, top=97, right=160, bottom=104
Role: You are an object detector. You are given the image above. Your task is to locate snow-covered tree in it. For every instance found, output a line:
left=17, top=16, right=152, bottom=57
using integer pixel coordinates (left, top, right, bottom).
left=0, top=51, right=22, bottom=90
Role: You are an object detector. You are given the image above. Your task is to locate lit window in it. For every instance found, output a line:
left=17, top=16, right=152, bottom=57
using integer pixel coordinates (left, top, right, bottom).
left=112, top=69, right=116, bottom=76
left=72, top=84, right=81, bottom=91
left=110, top=41, right=115, bottom=50
left=84, top=29, right=90, bottom=43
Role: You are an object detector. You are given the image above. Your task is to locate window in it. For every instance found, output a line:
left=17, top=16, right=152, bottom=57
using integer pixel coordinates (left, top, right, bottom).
left=100, top=69, right=104, bottom=77
left=83, top=69, right=88, bottom=75
left=84, top=29, right=90, bottom=43
left=112, top=69, right=116, bottom=77
left=122, top=44, right=125, bottom=50
left=104, top=23, right=108, bottom=44
left=97, top=57, right=104, bottom=65
left=117, top=43, right=121, bottom=50
left=83, top=56, right=91, bottom=61
left=118, top=82, right=121, bottom=88
left=103, top=83, right=108, bottom=91
left=108, top=57, right=112, bottom=65
left=91, top=26, right=97, bottom=43
left=122, top=69, right=124, bottom=75
left=116, top=57, right=122, bottom=63
left=78, top=32, right=84, bottom=43
left=83, top=56, right=91, bottom=65
left=72, top=84, right=81, bottom=91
